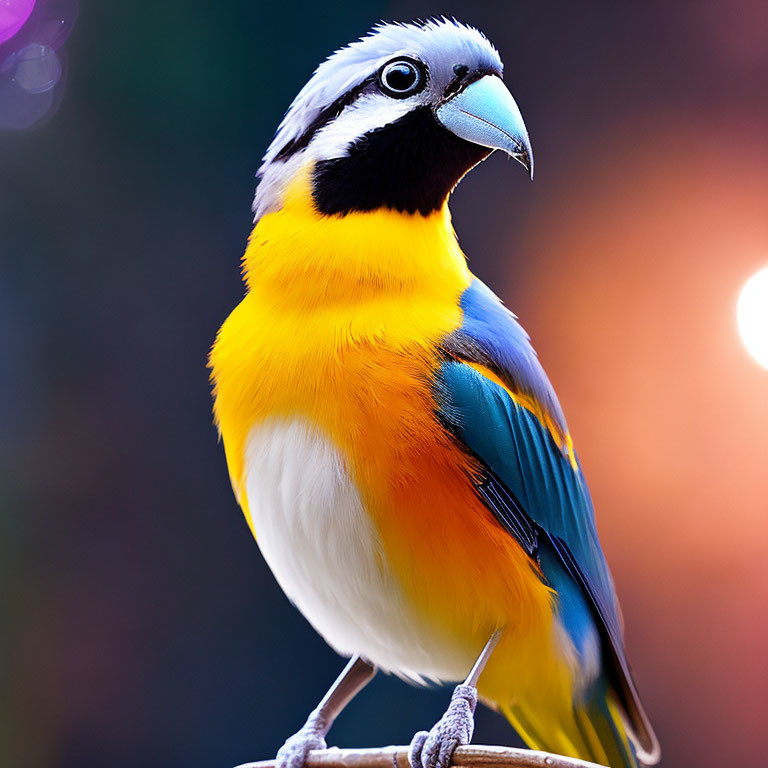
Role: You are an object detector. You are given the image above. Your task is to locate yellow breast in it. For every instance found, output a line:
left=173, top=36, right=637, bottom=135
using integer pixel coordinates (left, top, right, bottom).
left=209, top=164, right=472, bottom=520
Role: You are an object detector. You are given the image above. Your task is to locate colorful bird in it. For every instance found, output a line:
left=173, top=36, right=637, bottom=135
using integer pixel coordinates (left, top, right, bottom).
left=210, top=18, right=660, bottom=768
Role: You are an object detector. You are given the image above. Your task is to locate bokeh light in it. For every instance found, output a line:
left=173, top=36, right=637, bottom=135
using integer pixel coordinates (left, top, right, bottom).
left=14, top=42, right=61, bottom=93
left=0, top=0, right=35, bottom=46
left=738, top=266, right=768, bottom=369
left=0, top=0, right=76, bottom=130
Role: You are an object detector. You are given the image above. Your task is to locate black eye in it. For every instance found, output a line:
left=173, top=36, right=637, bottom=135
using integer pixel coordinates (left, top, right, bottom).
left=378, top=58, right=426, bottom=98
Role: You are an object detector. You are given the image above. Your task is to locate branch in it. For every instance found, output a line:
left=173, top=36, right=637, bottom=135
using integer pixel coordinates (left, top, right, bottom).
left=236, top=746, right=606, bottom=768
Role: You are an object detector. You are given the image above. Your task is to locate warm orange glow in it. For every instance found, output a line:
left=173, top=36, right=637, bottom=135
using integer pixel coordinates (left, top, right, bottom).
left=504, top=121, right=768, bottom=768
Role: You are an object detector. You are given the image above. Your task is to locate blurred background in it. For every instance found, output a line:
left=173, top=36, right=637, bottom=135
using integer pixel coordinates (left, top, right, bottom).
left=1, top=1, right=766, bottom=767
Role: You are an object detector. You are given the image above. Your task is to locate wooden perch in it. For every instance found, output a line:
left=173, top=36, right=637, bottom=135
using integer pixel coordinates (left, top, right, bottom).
left=236, top=745, right=606, bottom=768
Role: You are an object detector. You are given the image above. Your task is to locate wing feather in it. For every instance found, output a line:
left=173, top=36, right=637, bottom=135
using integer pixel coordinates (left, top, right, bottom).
left=435, top=278, right=659, bottom=762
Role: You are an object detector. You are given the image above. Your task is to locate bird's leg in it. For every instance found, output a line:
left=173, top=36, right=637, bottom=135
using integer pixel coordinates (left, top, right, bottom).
left=275, top=656, right=376, bottom=768
left=409, top=630, right=502, bottom=768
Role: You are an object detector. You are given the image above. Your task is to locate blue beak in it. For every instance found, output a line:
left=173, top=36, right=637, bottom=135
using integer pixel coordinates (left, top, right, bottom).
left=436, top=75, right=534, bottom=179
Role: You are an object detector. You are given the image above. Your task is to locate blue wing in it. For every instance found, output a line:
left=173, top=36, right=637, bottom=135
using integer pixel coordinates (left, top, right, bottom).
left=437, top=278, right=657, bottom=758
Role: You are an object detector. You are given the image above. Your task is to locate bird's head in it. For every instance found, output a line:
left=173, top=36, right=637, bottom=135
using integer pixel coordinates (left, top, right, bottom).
left=254, top=18, right=532, bottom=221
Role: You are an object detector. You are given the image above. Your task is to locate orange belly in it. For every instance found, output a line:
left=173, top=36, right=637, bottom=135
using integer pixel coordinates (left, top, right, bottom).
left=323, top=342, right=564, bottom=702
left=218, top=312, right=565, bottom=700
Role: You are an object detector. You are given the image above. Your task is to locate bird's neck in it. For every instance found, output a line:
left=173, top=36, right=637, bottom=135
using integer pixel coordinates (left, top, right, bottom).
left=242, top=165, right=472, bottom=309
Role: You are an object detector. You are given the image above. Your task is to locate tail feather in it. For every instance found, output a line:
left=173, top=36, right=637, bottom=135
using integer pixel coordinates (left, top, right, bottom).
left=501, top=687, right=640, bottom=768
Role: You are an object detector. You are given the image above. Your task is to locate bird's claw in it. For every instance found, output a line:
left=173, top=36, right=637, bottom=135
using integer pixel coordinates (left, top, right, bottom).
left=409, top=683, right=478, bottom=768
left=275, top=720, right=327, bottom=768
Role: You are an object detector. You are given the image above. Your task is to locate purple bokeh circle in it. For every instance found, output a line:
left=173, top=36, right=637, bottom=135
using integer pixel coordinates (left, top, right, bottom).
left=0, top=0, right=36, bottom=46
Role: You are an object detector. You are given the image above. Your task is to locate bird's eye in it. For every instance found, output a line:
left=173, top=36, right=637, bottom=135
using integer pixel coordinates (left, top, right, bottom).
left=378, top=58, right=426, bottom=98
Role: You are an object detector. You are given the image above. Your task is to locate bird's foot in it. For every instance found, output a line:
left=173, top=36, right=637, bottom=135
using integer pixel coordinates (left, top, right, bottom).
left=275, top=712, right=328, bottom=768
left=409, top=683, right=478, bottom=768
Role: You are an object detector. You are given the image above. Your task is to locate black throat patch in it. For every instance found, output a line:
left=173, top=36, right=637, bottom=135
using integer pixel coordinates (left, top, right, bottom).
left=311, top=107, right=492, bottom=216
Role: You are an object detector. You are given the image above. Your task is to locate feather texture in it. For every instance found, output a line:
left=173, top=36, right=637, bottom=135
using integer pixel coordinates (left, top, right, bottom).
left=435, top=280, right=660, bottom=764
left=253, top=19, right=502, bottom=219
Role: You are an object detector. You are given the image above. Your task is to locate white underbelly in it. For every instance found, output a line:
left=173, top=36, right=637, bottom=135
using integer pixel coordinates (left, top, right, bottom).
left=243, top=417, right=471, bottom=681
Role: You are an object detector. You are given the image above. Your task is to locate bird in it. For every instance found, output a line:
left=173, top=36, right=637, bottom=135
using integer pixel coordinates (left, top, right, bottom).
left=210, top=18, right=660, bottom=768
